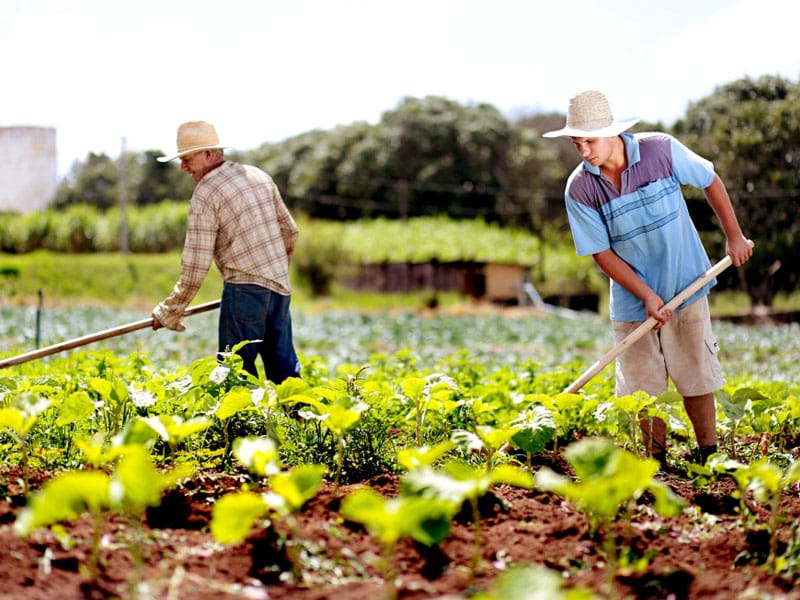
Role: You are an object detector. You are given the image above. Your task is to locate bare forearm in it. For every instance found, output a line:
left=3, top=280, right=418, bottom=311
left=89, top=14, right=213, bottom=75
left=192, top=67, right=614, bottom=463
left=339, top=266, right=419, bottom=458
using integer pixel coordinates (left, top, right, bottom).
left=593, top=249, right=672, bottom=325
left=703, top=175, right=752, bottom=266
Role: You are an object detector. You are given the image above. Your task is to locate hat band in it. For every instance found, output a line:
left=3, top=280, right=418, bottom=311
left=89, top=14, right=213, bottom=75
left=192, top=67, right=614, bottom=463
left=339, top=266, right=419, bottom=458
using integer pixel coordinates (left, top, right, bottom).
left=566, top=117, right=613, bottom=131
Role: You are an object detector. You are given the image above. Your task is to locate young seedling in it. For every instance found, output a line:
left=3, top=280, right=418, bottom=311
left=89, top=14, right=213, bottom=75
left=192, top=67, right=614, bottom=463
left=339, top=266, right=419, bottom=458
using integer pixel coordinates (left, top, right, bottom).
left=451, top=424, right=521, bottom=472
left=401, top=459, right=534, bottom=580
left=508, top=404, right=557, bottom=467
left=340, top=486, right=455, bottom=600
left=0, top=392, right=51, bottom=495
left=297, top=386, right=368, bottom=495
left=88, top=376, right=132, bottom=438
left=15, top=443, right=188, bottom=592
left=396, top=440, right=455, bottom=471
left=210, top=436, right=327, bottom=582
left=399, top=373, right=458, bottom=446
left=731, top=457, right=800, bottom=570
left=472, top=563, right=600, bottom=600
left=140, top=414, right=212, bottom=462
left=535, top=437, right=685, bottom=595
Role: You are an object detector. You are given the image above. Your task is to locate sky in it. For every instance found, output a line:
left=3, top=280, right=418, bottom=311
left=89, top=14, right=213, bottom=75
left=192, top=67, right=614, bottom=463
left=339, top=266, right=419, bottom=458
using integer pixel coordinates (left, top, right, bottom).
left=2, top=0, right=799, bottom=177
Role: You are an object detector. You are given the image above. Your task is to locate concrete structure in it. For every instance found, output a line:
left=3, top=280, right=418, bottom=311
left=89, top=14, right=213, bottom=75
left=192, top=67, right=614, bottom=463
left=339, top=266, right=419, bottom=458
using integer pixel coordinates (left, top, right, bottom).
left=0, top=126, right=58, bottom=212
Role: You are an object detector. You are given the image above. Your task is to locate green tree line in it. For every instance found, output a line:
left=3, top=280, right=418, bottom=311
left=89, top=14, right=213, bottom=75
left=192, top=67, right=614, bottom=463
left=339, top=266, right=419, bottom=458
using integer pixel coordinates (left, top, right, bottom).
left=34, top=75, right=800, bottom=307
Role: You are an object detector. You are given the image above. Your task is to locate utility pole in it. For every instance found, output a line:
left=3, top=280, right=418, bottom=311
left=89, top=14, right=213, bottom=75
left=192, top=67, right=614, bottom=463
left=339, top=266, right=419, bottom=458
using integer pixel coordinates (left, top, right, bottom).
left=119, top=136, right=129, bottom=254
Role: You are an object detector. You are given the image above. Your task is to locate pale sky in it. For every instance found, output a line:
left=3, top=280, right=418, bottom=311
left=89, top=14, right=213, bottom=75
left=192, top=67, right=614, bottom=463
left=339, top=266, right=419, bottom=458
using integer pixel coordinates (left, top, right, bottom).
left=2, top=0, right=799, bottom=177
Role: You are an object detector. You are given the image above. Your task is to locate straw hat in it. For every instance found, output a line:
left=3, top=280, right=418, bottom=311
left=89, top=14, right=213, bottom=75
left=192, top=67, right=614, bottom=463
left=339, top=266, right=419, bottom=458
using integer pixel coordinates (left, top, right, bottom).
left=542, top=91, right=639, bottom=138
left=157, top=121, right=228, bottom=162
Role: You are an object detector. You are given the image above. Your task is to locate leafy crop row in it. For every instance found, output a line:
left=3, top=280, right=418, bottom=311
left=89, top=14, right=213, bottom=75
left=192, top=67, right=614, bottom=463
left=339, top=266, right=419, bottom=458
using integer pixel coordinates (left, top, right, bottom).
left=1, top=309, right=799, bottom=596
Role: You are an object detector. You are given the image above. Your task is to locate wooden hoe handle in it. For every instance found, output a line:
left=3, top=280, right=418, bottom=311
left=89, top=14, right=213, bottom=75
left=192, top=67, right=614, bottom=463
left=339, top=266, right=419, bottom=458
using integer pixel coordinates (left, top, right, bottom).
left=0, top=299, right=221, bottom=369
left=563, top=242, right=753, bottom=394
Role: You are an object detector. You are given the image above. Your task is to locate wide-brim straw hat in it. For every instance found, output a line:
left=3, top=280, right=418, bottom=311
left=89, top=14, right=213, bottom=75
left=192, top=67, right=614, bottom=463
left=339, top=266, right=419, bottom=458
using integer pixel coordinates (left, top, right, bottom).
left=157, top=121, right=229, bottom=162
left=542, top=90, right=639, bottom=138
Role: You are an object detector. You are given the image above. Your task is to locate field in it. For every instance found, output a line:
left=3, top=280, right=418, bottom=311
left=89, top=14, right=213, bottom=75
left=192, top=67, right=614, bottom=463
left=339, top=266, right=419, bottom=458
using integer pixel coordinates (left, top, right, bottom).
left=1, top=302, right=799, bottom=600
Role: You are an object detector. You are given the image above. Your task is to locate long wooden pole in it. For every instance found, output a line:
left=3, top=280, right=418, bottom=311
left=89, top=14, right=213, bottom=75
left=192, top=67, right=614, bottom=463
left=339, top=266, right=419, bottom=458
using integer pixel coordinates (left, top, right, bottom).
left=564, top=244, right=752, bottom=394
left=0, top=300, right=221, bottom=369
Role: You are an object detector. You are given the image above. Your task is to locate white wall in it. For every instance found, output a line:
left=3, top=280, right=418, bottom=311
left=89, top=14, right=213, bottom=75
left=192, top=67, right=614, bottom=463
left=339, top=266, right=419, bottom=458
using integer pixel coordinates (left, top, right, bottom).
left=0, top=126, right=58, bottom=212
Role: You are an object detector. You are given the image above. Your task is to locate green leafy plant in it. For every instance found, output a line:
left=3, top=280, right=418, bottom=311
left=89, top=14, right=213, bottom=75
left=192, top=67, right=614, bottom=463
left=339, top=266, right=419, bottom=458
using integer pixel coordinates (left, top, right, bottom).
left=398, top=373, right=459, bottom=446
left=401, top=459, right=534, bottom=580
left=535, top=437, right=685, bottom=594
left=140, top=413, right=212, bottom=462
left=0, top=392, right=51, bottom=495
left=508, top=404, right=557, bottom=466
left=298, top=375, right=369, bottom=495
left=340, top=486, right=455, bottom=600
left=473, top=564, right=600, bottom=600
left=731, top=457, right=800, bottom=570
left=210, top=436, right=327, bottom=582
left=15, top=443, right=188, bottom=591
left=451, top=424, right=521, bottom=472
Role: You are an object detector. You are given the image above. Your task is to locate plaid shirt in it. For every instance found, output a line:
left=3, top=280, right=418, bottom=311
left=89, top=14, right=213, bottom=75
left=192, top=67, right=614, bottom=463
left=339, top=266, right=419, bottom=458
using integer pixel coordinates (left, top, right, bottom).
left=154, top=161, right=298, bottom=331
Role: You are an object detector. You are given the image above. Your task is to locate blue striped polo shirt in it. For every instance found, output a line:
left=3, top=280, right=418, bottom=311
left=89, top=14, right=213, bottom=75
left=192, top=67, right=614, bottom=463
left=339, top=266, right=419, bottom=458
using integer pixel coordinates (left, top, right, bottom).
left=565, top=132, right=716, bottom=321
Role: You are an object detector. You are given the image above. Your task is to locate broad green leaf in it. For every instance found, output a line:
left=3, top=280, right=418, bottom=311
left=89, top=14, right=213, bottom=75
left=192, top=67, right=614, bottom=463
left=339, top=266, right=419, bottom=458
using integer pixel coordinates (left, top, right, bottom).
left=15, top=471, right=111, bottom=536
left=342, top=488, right=455, bottom=548
left=476, top=424, right=520, bottom=450
left=142, top=415, right=211, bottom=447
left=400, top=466, right=475, bottom=505
left=233, top=436, right=282, bottom=476
left=510, top=405, right=556, bottom=454
left=276, top=377, right=311, bottom=400
left=320, top=401, right=367, bottom=435
left=612, top=391, right=654, bottom=414
left=89, top=377, right=113, bottom=399
left=538, top=438, right=660, bottom=522
left=267, top=464, right=327, bottom=513
left=489, top=464, right=534, bottom=489
left=647, top=480, right=686, bottom=517
left=210, top=492, right=267, bottom=544
left=56, top=391, right=96, bottom=426
left=400, top=377, right=427, bottom=400
left=113, top=446, right=169, bottom=510
left=397, top=441, right=455, bottom=471
left=216, top=388, right=253, bottom=420
left=0, top=407, right=25, bottom=437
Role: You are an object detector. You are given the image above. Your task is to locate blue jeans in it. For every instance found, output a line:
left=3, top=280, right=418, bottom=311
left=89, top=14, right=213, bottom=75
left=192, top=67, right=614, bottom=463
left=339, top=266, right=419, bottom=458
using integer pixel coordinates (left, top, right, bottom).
left=218, top=283, right=301, bottom=383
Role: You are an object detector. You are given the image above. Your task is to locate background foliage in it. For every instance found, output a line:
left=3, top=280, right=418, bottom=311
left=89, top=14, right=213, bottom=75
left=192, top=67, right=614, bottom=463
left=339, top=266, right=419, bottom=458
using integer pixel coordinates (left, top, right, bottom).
left=11, top=75, right=800, bottom=308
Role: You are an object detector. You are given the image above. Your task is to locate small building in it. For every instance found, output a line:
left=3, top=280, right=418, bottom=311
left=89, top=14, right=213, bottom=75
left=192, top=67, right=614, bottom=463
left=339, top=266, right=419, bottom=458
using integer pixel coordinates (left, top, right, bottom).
left=0, top=126, right=58, bottom=212
left=348, top=260, right=530, bottom=304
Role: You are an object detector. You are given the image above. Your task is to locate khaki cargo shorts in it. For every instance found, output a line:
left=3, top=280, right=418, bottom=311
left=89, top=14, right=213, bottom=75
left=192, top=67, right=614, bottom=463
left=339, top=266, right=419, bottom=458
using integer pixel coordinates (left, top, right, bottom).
left=612, top=296, right=724, bottom=397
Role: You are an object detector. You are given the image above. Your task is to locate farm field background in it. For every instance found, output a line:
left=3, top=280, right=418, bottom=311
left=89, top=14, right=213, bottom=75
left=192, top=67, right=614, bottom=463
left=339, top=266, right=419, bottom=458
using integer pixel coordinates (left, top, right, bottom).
left=1, top=254, right=800, bottom=599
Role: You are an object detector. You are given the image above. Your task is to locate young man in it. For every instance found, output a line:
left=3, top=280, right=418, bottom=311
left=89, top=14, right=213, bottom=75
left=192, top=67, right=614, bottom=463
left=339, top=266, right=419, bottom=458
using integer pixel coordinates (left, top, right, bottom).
left=152, top=120, right=301, bottom=383
left=543, top=90, right=752, bottom=467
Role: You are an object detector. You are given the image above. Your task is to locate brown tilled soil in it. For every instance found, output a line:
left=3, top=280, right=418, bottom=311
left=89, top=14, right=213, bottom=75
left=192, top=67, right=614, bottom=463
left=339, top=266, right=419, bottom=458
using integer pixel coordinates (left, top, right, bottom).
left=1, top=460, right=799, bottom=600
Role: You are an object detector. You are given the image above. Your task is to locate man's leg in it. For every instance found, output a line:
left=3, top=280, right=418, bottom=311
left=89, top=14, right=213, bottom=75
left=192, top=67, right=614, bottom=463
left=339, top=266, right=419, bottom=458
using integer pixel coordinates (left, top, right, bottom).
left=260, top=291, right=301, bottom=384
left=683, top=392, right=718, bottom=462
left=218, top=283, right=267, bottom=379
left=640, top=415, right=668, bottom=456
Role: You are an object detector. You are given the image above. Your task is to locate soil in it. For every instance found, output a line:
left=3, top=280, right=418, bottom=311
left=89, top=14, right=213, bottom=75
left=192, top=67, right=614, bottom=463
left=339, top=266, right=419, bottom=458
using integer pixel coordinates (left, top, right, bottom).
left=1, top=455, right=799, bottom=600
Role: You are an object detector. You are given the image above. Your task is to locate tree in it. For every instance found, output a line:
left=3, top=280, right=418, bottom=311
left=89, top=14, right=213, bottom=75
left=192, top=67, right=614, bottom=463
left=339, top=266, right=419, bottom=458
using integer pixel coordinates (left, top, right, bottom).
left=53, top=152, right=119, bottom=209
left=53, top=150, right=193, bottom=210
left=379, top=96, right=512, bottom=219
left=136, top=150, right=193, bottom=205
left=673, top=75, right=800, bottom=306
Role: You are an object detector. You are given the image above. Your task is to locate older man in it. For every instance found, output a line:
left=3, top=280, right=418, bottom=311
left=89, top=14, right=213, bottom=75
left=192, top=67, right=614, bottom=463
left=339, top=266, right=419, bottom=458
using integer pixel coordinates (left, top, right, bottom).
left=153, top=121, right=301, bottom=383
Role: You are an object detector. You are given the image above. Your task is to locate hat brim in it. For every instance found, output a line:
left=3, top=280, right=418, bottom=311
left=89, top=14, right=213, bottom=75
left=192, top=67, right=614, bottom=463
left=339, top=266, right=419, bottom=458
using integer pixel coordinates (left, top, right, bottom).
left=157, top=144, right=228, bottom=162
left=542, top=118, right=639, bottom=139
